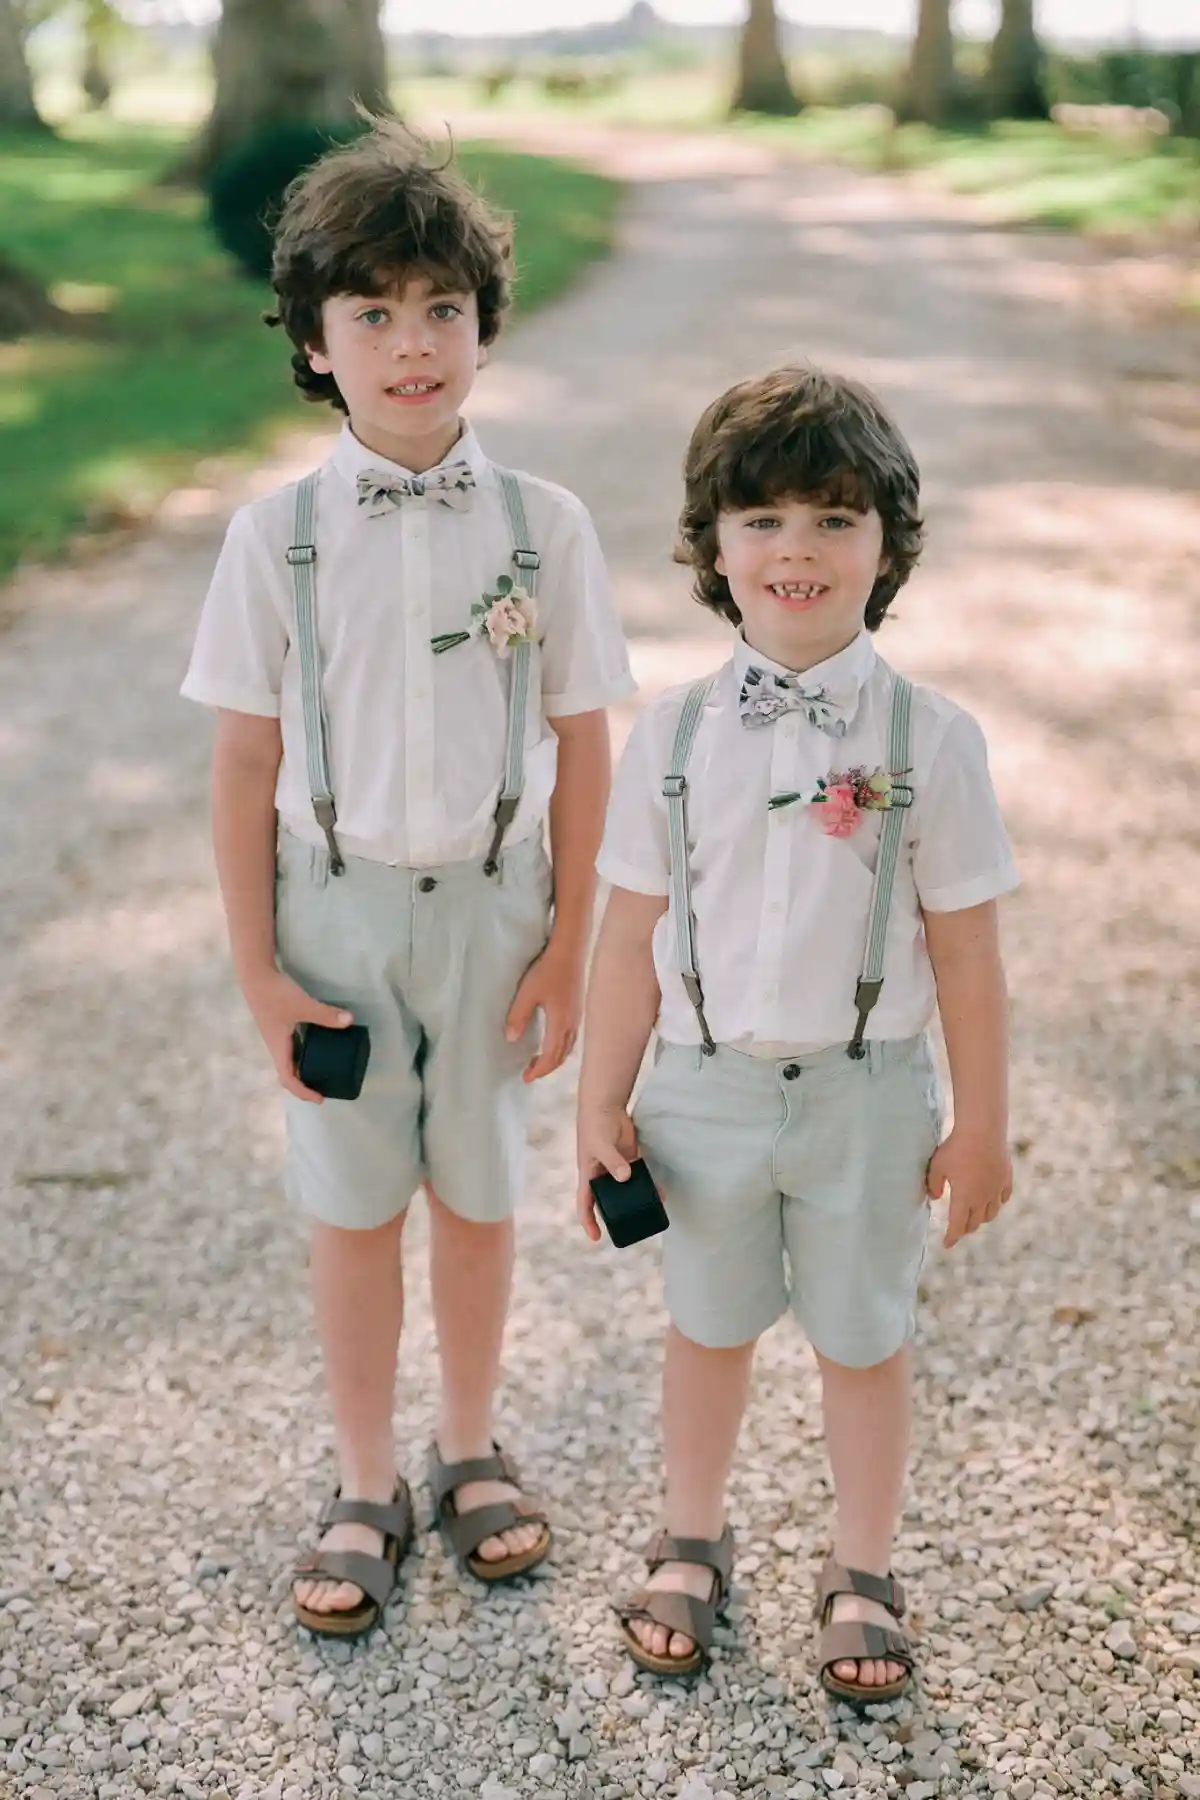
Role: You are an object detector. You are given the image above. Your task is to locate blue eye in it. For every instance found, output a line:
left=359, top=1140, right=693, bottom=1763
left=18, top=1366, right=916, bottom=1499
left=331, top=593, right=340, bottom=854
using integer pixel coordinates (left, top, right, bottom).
left=819, top=515, right=854, bottom=530
left=431, top=302, right=463, bottom=321
left=746, top=516, right=780, bottom=530
left=358, top=307, right=387, bottom=326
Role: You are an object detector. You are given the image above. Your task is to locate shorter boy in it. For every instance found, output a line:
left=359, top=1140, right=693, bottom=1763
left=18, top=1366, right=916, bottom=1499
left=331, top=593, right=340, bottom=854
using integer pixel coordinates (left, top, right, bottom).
left=578, top=368, right=1018, bottom=1700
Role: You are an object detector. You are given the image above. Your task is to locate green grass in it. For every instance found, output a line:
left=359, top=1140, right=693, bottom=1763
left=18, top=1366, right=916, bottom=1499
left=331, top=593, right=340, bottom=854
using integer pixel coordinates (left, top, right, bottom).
left=731, top=110, right=1200, bottom=237
left=412, top=69, right=1200, bottom=238
left=0, top=121, right=620, bottom=581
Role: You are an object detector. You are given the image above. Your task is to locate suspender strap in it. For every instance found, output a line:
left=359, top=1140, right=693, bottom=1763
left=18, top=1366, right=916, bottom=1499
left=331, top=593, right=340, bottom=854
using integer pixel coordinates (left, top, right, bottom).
left=664, top=677, right=718, bottom=1056
left=288, top=471, right=344, bottom=876
left=846, top=674, right=913, bottom=1060
left=483, top=469, right=539, bottom=877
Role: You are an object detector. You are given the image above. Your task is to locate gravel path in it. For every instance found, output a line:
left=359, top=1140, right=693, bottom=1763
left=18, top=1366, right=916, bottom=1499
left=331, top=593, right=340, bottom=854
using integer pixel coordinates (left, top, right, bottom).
left=1, top=134, right=1198, bottom=1800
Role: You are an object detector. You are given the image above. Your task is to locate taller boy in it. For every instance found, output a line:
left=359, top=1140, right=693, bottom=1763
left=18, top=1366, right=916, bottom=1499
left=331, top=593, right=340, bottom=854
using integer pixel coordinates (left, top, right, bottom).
left=183, top=121, right=634, bottom=1636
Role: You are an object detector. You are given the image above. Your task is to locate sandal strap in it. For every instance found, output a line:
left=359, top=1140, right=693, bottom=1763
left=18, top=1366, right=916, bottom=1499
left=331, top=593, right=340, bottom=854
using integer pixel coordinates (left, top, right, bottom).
left=819, top=1618, right=913, bottom=1674
left=427, top=1441, right=520, bottom=1514
left=616, top=1586, right=719, bottom=1652
left=318, top=1485, right=413, bottom=1539
left=646, top=1525, right=734, bottom=1593
left=293, top=1547, right=398, bottom=1610
left=816, top=1557, right=906, bottom=1621
left=441, top=1500, right=548, bottom=1563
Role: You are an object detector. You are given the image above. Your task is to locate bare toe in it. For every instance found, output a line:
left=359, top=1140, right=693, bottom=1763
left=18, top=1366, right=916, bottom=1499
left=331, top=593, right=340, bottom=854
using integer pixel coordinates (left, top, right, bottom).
left=669, top=1631, right=695, bottom=1660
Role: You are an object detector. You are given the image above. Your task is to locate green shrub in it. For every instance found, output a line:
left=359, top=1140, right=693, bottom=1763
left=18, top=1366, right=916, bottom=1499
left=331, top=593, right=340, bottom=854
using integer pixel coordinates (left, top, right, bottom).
left=205, top=120, right=368, bottom=281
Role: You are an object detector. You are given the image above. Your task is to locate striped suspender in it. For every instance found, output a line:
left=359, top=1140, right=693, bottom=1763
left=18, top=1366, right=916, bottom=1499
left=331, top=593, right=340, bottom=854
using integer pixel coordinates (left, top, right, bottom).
left=846, top=674, right=913, bottom=1059
left=663, top=677, right=718, bottom=1056
left=286, top=465, right=539, bottom=879
left=664, top=670, right=914, bottom=1061
left=286, top=473, right=343, bottom=874
left=483, top=469, right=539, bottom=877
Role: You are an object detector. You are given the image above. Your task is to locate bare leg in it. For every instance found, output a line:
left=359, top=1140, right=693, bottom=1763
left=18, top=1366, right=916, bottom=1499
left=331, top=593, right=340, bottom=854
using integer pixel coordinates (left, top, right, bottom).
left=631, top=1324, right=757, bottom=1662
left=293, top=1210, right=408, bottom=1615
left=816, top=1343, right=911, bottom=1688
left=427, top=1187, right=543, bottom=1562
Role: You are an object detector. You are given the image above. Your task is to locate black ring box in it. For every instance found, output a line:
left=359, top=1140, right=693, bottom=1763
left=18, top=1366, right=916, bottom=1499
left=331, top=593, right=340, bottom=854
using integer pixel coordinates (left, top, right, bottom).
left=589, top=1158, right=669, bottom=1248
left=294, top=1022, right=371, bottom=1100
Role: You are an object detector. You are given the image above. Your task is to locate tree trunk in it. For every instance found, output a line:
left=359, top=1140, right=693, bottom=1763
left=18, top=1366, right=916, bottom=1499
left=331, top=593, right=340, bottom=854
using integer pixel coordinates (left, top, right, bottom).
left=80, top=3, right=114, bottom=112
left=0, top=252, right=76, bottom=340
left=986, top=0, right=1048, bottom=121
left=0, top=0, right=47, bottom=128
left=185, top=0, right=389, bottom=182
left=903, top=0, right=956, bottom=126
left=731, top=0, right=800, bottom=118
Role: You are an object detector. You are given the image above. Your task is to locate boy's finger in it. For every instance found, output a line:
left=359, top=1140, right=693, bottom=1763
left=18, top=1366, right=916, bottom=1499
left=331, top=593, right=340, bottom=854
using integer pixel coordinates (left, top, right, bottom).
left=504, top=985, right=537, bottom=1044
left=596, top=1145, right=632, bottom=1183
left=576, top=1190, right=602, bottom=1243
left=304, top=1002, right=353, bottom=1028
left=280, top=1068, right=324, bottom=1104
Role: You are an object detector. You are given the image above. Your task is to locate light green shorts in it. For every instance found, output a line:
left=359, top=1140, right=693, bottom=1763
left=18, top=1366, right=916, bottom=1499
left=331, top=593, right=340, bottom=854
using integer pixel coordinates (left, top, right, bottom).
left=274, top=829, right=552, bottom=1230
left=634, top=1036, right=942, bottom=1365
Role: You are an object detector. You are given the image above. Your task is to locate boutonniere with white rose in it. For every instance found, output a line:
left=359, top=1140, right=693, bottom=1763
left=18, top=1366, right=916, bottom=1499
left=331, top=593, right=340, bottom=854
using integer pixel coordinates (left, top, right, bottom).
left=431, top=576, right=539, bottom=660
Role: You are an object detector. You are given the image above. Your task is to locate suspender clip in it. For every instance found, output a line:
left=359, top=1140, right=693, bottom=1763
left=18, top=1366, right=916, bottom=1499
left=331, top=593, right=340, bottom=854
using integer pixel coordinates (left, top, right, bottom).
left=483, top=793, right=520, bottom=877
left=680, top=973, right=717, bottom=1058
left=286, top=544, right=316, bottom=565
left=846, top=977, right=884, bottom=1061
left=312, top=794, right=345, bottom=877
left=512, top=549, right=541, bottom=572
left=662, top=774, right=687, bottom=799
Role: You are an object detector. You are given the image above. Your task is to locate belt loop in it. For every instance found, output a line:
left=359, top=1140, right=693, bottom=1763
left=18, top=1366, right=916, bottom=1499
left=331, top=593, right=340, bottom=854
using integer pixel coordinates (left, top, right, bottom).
left=310, top=844, right=330, bottom=888
left=867, top=1040, right=882, bottom=1076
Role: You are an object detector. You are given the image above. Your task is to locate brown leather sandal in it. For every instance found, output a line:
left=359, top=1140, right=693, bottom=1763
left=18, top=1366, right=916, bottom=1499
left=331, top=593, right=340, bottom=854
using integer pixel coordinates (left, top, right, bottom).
left=427, top=1442, right=551, bottom=1583
left=615, top=1526, right=735, bottom=1677
left=292, top=1482, right=415, bottom=1640
left=816, top=1557, right=915, bottom=1707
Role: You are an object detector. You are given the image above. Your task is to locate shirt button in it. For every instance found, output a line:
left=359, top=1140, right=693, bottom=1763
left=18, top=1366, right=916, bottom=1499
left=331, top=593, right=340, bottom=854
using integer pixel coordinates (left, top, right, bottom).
left=418, top=876, right=438, bottom=893
left=782, top=1063, right=801, bottom=1081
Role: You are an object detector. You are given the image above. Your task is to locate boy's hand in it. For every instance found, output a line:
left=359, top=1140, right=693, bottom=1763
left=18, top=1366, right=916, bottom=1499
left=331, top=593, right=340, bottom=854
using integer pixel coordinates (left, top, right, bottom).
left=242, top=967, right=353, bottom=1104
left=926, top=1129, right=1013, bottom=1250
left=576, top=1105, right=639, bottom=1242
left=505, top=940, right=584, bottom=1083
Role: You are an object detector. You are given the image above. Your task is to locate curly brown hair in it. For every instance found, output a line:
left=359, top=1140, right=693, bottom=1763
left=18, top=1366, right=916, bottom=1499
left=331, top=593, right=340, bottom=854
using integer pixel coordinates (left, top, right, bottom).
left=266, top=117, right=514, bottom=412
left=679, top=366, right=924, bottom=632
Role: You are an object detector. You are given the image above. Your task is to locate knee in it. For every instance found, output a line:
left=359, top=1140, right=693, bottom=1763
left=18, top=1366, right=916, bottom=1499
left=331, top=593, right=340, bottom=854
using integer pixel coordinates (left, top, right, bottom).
left=813, top=1342, right=910, bottom=1380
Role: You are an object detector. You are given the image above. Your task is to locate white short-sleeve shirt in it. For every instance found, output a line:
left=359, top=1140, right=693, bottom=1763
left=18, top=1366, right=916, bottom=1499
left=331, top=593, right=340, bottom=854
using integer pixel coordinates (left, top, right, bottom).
left=597, top=629, right=1019, bottom=1054
left=182, top=421, right=636, bottom=866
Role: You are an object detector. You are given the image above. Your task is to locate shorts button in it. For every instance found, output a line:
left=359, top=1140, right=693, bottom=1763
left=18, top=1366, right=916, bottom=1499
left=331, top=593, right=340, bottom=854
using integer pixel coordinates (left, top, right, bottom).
left=782, top=1063, right=801, bottom=1080
left=418, top=876, right=438, bottom=893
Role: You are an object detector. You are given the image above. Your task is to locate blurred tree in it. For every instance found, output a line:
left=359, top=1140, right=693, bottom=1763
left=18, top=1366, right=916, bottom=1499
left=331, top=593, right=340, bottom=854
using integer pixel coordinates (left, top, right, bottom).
left=80, top=0, right=122, bottom=109
left=186, top=0, right=389, bottom=180
left=731, top=0, right=800, bottom=117
left=987, top=0, right=1048, bottom=119
left=903, top=0, right=956, bottom=125
left=0, top=0, right=46, bottom=125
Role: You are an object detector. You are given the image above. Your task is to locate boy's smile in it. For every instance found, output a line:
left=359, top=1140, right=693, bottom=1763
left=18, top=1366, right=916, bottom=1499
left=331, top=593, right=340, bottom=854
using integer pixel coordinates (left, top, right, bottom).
left=716, top=493, right=887, bottom=672
left=307, top=276, right=485, bottom=472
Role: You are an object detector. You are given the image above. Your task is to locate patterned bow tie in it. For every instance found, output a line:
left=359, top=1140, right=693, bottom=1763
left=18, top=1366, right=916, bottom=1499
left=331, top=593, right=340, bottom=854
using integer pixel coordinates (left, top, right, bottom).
left=738, top=664, right=857, bottom=738
left=356, top=461, right=475, bottom=515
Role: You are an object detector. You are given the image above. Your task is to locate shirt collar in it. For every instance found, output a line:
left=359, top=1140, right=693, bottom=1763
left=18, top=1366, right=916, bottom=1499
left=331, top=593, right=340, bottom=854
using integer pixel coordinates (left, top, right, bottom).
left=329, top=418, right=491, bottom=489
left=732, top=627, right=876, bottom=694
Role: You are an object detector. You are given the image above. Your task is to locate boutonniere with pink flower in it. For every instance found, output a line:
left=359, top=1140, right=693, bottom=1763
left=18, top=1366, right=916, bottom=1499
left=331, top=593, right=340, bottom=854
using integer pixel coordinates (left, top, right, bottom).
left=768, top=765, right=913, bottom=836
left=431, top=576, right=539, bottom=660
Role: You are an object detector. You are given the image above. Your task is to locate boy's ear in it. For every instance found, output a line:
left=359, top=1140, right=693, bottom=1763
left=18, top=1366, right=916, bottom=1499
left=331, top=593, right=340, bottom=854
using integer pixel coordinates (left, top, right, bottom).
left=715, top=551, right=726, bottom=577
left=476, top=343, right=489, bottom=370
left=307, top=344, right=334, bottom=375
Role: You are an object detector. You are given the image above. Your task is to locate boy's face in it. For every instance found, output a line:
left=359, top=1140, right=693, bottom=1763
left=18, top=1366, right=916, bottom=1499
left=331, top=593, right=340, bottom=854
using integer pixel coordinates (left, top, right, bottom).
left=307, top=274, right=484, bottom=471
left=715, top=492, right=887, bottom=671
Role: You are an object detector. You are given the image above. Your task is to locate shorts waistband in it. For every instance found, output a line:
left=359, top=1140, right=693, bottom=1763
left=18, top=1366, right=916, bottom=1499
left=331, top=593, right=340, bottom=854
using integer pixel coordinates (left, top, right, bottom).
left=278, top=825, right=546, bottom=890
left=655, top=1034, right=929, bottom=1079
